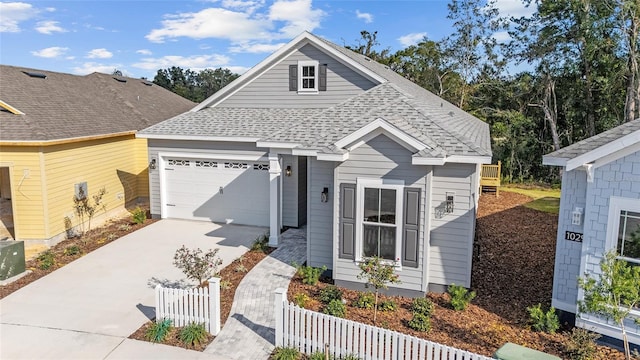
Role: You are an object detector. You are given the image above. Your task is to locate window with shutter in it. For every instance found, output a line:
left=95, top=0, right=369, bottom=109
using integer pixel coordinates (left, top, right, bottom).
left=290, top=61, right=326, bottom=93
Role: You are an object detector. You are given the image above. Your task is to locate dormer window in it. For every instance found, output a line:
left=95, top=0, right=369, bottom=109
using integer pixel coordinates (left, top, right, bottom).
left=299, top=61, right=317, bottom=91
left=289, top=61, right=327, bottom=93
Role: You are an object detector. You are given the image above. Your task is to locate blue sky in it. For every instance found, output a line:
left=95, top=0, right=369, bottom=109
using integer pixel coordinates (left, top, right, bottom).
left=0, top=0, right=533, bottom=79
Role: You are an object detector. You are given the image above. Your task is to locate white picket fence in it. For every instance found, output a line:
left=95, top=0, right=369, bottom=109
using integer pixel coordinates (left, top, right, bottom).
left=274, top=288, right=493, bottom=360
left=155, top=277, right=220, bottom=335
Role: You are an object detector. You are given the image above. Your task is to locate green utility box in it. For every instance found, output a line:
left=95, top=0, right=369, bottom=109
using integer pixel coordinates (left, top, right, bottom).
left=493, top=342, right=561, bottom=360
left=0, top=240, right=26, bottom=280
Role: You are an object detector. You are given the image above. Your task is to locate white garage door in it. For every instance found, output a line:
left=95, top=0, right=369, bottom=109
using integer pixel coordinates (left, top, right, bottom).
left=163, top=157, right=270, bottom=226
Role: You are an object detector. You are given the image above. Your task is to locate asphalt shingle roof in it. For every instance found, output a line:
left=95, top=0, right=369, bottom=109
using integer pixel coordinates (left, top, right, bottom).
left=0, top=65, right=195, bottom=142
left=545, top=118, right=640, bottom=160
left=138, top=33, right=491, bottom=159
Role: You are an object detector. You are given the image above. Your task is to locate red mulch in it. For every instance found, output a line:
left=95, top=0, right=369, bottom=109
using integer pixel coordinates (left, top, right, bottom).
left=287, top=192, right=626, bottom=359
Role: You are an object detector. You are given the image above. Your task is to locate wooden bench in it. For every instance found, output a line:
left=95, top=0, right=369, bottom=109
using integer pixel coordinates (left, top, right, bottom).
left=481, top=161, right=501, bottom=197
left=493, top=342, right=561, bottom=360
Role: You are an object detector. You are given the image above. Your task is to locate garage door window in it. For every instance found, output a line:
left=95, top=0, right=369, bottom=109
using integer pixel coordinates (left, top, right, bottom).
left=168, top=159, right=190, bottom=166
left=224, top=162, right=248, bottom=169
left=195, top=160, right=217, bottom=168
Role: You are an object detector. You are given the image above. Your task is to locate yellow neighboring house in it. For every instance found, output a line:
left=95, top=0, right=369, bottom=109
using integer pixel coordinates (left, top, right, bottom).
left=0, top=65, right=194, bottom=245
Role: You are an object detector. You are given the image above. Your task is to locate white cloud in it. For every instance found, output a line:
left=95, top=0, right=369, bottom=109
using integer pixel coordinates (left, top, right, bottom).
left=132, top=54, right=232, bottom=71
left=86, top=48, right=113, bottom=59
left=146, top=8, right=270, bottom=43
left=146, top=0, right=325, bottom=48
left=226, top=65, right=250, bottom=75
left=136, top=49, right=152, bottom=55
left=494, top=0, right=535, bottom=19
left=35, top=20, right=66, bottom=34
left=0, top=2, right=37, bottom=32
left=355, top=10, right=373, bottom=24
left=398, top=32, right=427, bottom=47
left=268, top=0, right=325, bottom=38
left=31, top=46, right=69, bottom=58
left=72, top=62, right=124, bottom=75
left=493, top=31, right=511, bottom=43
left=229, top=41, right=285, bottom=53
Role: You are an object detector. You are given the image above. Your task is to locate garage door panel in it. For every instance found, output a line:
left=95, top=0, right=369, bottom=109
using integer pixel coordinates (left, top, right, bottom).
left=163, top=157, right=270, bottom=226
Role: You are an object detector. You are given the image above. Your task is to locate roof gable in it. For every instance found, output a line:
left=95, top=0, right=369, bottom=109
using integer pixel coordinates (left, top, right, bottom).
left=334, top=118, right=428, bottom=153
left=543, top=118, right=640, bottom=171
left=191, top=31, right=387, bottom=111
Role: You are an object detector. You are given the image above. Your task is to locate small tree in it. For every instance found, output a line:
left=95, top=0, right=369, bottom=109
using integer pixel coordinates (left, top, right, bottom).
left=578, top=251, right=640, bottom=360
left=357, top=256, right=401, bottom=325
left=73, top=186, right=106, bottom=237
left=173, top=246, right=222, bottom=287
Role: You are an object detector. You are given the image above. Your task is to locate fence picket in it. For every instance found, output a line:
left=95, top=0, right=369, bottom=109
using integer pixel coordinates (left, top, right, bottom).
left=153, top=283, right=220, bottom=335
left=272, top=297, right=493, bottom=360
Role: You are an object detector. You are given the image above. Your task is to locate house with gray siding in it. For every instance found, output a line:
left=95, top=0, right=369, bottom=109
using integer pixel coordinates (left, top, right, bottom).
left=543, top=118, right=640, bottom=345
left=137, top=32, right=491, bottom=296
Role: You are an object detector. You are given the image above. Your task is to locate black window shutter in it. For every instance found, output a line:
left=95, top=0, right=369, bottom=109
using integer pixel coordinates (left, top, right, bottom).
left=402, top=188, right=420, bottom=268
left=318, top=64, right=327, bottom=91
left=339, top=183, right=356, bottom=259
left=289, top=65, right=297, bottom=91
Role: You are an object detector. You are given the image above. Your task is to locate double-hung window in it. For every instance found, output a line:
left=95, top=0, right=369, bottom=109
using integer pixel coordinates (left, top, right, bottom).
left=607, top=197, right=640, bottom=266
left=297, top=61, right=318, bottom=93
left=356, top=179, right=403, bottom=264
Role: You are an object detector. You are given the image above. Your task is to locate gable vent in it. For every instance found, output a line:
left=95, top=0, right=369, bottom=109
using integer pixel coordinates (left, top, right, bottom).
left=113, top=77, right=127, bottom=83
left=22, top=71, right=47, bottom=79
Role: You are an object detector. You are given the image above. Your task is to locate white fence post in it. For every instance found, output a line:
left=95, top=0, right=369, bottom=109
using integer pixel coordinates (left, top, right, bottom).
left=154, top=284, right=162, bottom=322
left=274, top=287, right=286, bottom=347
left=209, top=277, right=221, bottom=336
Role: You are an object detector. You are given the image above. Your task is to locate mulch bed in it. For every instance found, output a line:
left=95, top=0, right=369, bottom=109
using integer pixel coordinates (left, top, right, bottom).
left=0, top=214, right=157, bottom=299
left=128, top=246, right=274, bottom=349
left=287, top=191, right=626, bottom=359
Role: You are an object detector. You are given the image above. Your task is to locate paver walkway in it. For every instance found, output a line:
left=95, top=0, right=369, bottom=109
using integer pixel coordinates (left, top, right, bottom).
left=205, top=227, right=307, bottom=359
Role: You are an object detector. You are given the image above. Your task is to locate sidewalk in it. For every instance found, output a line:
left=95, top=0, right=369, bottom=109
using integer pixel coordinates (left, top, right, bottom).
left=204, top=227, right=307, bottom=359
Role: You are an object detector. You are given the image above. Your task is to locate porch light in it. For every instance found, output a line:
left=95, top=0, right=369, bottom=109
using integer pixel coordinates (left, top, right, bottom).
left=285, top=165, right=292, bottom=177
left=321, top=187, right=329, bottom=203
left=446, top=192, right=455, bottom=214
left=149, top=158, right=157, bottom=170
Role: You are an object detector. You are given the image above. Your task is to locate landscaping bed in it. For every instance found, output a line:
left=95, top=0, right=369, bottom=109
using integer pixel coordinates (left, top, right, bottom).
left=128, top=242, right=274, bottom=349
left=286, top=191, right=626, bottom=360
left=0, top=210, right=156, bottom=299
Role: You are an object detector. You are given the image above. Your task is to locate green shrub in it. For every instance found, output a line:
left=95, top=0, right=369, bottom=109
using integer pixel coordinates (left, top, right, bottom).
left=308, top=351, right=334, bottom=360
left=527, top=303, right=560, bottom=333
left=448, top=284, right=476, bottom=311
left=293, top=293, right=310, bottom=308
left=118, top=224, right=132, bottom=232
left=319, top=285, right=343, bottom=304
left=63, top=245, right=81, bottom=256
left=565, top=328, right=600, bottom=360
left=251, top=234, right=269, bottom=253
left=131, top=207, right=146, bottom=225
left=352, top=292, right=375, bottom=309
left=411, top=297, right=435, bottom=316
left=37, top=251, right=55, bottom=270
left=378, top=299, right=398, bottom=312
left=272, top=346, right=301, bottom=360
left=220, top=280, right=232, bottom=290
left=323, top=299, right=346, bottom=318
left=407, top=312, right=431, bottom=332
left=178, top=322, right=208, bottom=347
left=339, top=355, right=361, bottom=360
left=295, top=263, right=326, bottom=285
left=145, top=318, right=172, bottom=343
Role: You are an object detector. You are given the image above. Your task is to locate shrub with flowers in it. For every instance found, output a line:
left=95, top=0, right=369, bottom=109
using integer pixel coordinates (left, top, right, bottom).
left=357, top=256, right=401, bottom=325
left=173, top=246, right=223, bottom=287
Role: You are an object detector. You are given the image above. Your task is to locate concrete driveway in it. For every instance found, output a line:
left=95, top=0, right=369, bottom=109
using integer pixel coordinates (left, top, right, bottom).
left=0, top=219, right=266, bottom=359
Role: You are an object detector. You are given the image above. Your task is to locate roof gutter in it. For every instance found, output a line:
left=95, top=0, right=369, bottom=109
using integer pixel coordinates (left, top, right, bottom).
left=0, top=131, right=137, bottom=147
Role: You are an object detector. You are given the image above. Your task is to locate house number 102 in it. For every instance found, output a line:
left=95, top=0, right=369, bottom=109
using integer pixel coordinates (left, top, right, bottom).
left=565, top=231, right=583, bottom=242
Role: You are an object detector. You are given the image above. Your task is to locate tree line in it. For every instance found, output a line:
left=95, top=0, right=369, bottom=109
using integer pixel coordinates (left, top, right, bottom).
left=152, top=0, right=639, bottom=184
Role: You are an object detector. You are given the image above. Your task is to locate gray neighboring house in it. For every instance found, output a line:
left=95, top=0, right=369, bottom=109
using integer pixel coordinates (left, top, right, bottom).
left=137, top=32, right=492, bottom=295
left=543, top=118, right=640, bottom=345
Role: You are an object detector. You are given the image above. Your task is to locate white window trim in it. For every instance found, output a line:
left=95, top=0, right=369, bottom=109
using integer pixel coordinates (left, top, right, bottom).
left=355, top=178, right=404, bottom=268
left=298, top=60, right=319, bottom=94
left=606, top=196, right=640, bottom=265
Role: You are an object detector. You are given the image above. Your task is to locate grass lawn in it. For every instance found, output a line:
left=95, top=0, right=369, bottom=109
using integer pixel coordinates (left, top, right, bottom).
left=501, top=186, right=561, bottom=214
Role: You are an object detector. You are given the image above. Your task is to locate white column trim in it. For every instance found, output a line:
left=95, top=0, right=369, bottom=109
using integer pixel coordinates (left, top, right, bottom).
left=268, top=153, right=281, bottom=247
